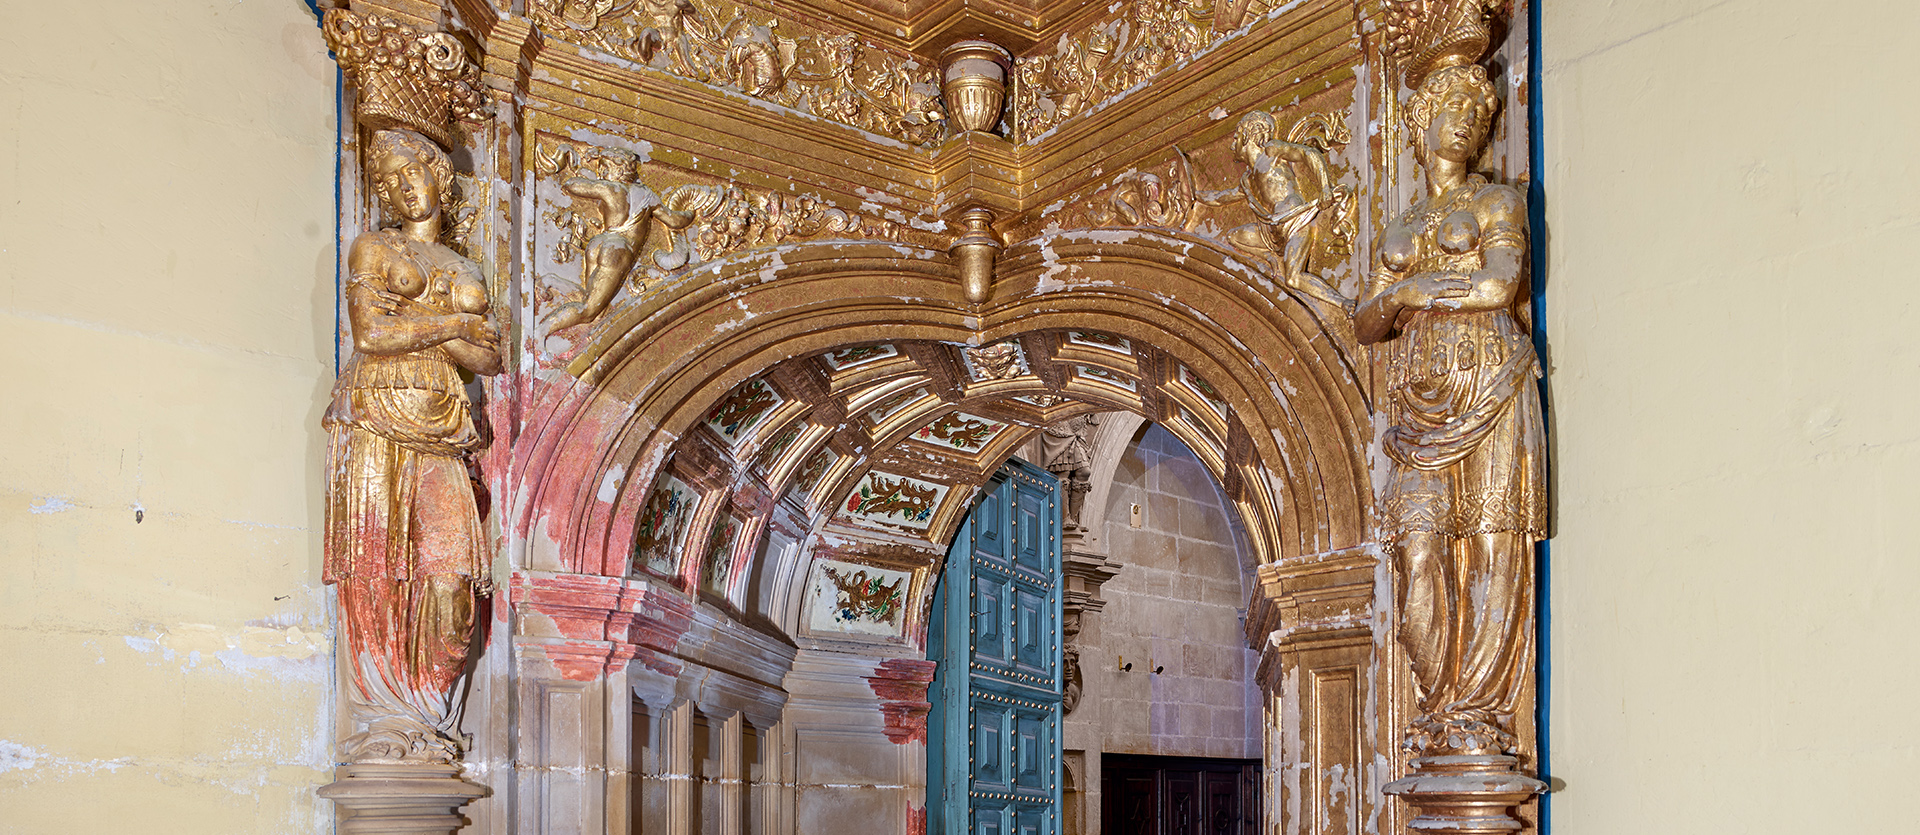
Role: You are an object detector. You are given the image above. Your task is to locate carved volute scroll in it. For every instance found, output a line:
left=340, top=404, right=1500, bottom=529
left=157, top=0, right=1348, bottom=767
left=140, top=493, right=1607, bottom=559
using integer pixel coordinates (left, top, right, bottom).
left=317, top=9, right=497, bottom=832
left=1360, top=0, right=1547, bottom=830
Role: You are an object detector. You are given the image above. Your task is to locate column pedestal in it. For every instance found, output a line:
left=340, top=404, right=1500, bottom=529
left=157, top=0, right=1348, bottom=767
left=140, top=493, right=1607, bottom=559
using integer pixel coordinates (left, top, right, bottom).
left=1383, top=755, right=1545, bottom=833
left=318, top=763, right=490, bottom=835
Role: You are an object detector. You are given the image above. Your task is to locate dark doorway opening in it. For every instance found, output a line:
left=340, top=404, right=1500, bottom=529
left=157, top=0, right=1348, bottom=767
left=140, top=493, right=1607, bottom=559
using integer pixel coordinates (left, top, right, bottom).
left=1101, top=754, right=1259, bottom=835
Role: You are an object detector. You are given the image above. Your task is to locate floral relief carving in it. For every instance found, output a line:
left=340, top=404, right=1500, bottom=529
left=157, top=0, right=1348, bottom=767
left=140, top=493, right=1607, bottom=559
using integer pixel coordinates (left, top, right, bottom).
left=530, top=0, right=946, bottom=143
left=822, top=564, right=906, bottom=626
left=845, top=472, right=943, bottom=528
left=1012, top=0, right=1281, bottom=141
left=912, top=412, right=1006, bottom=452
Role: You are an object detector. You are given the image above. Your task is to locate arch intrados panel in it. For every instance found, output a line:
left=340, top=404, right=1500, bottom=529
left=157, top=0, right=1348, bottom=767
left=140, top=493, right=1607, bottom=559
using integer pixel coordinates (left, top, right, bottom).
left=521, top=235, right=1371, bottom=577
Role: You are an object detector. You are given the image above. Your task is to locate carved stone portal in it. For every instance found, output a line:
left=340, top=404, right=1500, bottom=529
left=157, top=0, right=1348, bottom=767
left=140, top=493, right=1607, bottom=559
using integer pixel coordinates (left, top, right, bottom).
left=311, top=0, right=1545, bottom=832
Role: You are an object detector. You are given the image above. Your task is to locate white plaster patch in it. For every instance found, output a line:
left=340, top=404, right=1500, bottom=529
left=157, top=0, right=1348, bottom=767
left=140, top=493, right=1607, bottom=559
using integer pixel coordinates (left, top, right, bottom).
left=0, top=740, right=131, bottom=777
left=28, top=496, right=73, bottom=514
left=598, top=463, right=626, bottom=503
left=123, top=624, right=331, bottom=677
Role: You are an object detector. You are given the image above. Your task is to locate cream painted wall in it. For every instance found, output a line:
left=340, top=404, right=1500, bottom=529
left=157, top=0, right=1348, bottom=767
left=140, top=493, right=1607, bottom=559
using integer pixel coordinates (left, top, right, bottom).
left=1542, top=1, right=1920, bottom=831
left=0, top=2, right=339, bottom=832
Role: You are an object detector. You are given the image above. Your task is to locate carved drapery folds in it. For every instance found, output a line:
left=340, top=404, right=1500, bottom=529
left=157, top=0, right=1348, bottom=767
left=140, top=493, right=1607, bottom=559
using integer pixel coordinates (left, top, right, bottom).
left=1360, top=0, right=1546, bottom=830
left=319, top=9, right=497, bottom=831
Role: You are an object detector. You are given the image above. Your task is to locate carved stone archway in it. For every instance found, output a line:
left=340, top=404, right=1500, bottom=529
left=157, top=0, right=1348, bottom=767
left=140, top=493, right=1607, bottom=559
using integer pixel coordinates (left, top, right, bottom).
left=311, top=1, right=1544, bottom=833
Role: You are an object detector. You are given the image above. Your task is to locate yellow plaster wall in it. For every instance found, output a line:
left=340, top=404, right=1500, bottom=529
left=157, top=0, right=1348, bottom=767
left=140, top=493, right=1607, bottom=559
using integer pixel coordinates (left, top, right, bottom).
left=0, top=2, right=339, bottom=831
left=1542, top=1, right=1920, bottom=830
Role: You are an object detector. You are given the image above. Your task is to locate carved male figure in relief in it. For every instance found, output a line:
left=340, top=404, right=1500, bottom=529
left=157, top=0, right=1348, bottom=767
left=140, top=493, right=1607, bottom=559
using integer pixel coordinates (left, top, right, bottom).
left=1354, top=56, right=1544, bottom=756
left=1200, top=110, right=1352, bottom=308
left=540, top=145, right=667, bottom=333
left=1042, top=414, right=1099, bottom=530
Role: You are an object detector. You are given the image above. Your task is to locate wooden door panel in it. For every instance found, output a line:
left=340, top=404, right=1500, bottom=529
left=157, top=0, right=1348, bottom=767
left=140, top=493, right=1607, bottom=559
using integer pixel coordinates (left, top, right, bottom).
left=931, top=461, right=1062, bottom=835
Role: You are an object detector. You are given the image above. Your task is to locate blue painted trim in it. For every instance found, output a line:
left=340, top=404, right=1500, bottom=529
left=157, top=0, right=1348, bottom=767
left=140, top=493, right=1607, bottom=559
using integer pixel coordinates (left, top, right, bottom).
left=1526, top=2, right=1552, bottom=832
left=302, top=0, right=344, bottom=372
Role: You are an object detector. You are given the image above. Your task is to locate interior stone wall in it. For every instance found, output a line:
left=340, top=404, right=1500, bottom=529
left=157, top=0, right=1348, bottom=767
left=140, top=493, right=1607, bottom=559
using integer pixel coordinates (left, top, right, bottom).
left=1542, top=1, right=1920, bottom=832
left=0, top=2, right=338, bottom=832
left=1064, top=424, right=1263, bottom=832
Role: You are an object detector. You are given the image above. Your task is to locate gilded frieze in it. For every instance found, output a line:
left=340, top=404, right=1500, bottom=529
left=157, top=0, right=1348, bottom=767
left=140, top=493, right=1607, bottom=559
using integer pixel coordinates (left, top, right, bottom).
left=529, top=0, right=947, bottom=143
left=1011, top=0, right=1282, bottom=141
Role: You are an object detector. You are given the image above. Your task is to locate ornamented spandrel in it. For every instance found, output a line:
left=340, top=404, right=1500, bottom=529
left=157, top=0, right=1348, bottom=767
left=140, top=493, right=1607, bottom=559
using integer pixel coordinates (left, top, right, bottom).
left=538, top=144, right=665, bottom=332
left=534, top=138, right=908, bottom=334
left=529, top=0, right=946, bottom=143
left=1195, top=110, right=1355, bottom=308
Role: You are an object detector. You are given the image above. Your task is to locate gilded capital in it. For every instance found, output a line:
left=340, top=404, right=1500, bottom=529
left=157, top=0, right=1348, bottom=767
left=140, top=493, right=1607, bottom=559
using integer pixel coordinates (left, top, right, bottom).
left=322, top=9, right=486, bottom=148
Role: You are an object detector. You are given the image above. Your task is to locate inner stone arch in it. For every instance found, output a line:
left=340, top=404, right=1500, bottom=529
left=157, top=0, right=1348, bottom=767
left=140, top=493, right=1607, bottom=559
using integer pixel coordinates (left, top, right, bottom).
left=483, top=215, right=1389, bottom=828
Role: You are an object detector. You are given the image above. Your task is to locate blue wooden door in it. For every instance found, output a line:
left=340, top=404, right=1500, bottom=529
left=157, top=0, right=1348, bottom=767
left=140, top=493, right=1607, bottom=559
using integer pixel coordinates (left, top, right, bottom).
left=929, top=460, right=1062, bottom=835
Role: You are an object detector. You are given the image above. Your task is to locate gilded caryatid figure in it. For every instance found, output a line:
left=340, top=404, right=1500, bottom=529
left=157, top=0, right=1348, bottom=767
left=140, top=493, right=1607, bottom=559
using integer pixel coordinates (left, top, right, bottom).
left=1355, top=24, right=1543, bottom=760
left=321, top=10, right=497, bottom=766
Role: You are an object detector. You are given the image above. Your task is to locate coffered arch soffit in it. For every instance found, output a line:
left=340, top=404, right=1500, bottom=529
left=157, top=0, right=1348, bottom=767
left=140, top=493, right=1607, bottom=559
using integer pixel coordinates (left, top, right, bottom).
left=514, top=232, right=1372, bottom=627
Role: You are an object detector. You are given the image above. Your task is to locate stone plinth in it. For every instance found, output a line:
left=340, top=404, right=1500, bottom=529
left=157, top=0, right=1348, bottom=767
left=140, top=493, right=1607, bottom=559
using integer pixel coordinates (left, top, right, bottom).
left=1383, top=755, right=1545, bottom=833
left=319, top=763, right=490, bottom=835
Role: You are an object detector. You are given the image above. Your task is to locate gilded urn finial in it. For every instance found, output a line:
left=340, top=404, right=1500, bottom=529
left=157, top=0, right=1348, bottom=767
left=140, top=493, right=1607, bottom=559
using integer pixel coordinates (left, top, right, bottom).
left=939, top=40, right=1012, bottom=134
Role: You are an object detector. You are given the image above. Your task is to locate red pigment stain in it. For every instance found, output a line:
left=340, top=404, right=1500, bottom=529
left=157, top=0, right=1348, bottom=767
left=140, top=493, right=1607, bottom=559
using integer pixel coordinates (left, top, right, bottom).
left=510, top=572, right=694, bottom=682
left=907, top=804, right=927, bottom=835
left=867, top=658, right=937, bottom=745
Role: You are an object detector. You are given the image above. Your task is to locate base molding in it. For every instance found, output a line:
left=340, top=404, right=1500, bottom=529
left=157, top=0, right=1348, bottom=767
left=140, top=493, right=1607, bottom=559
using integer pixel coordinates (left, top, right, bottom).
left=1383, top=755, right=1546, bottom=833
left=318, top=763, right=490, bottom=835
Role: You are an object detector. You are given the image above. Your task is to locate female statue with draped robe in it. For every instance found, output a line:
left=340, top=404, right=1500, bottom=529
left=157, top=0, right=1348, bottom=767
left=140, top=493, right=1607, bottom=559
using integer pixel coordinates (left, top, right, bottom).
left=1354, top=61, right=1544, bottom=756
left=324, top=128, right=502, bottom=763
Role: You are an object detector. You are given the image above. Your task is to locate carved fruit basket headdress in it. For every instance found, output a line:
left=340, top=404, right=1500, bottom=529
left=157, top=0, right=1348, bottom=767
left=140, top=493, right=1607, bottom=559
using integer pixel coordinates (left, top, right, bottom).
left=322, top=9, right=487, bottom=149
left=1383, top=0, right=1510, bottom=88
